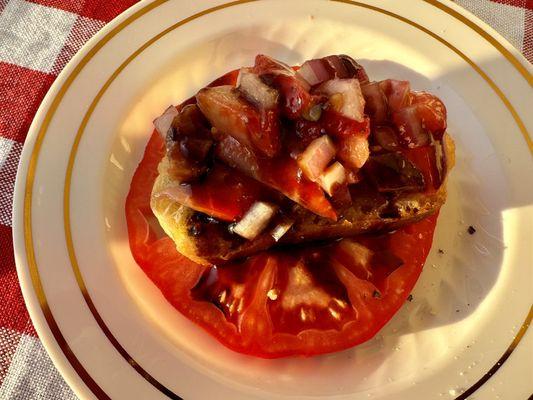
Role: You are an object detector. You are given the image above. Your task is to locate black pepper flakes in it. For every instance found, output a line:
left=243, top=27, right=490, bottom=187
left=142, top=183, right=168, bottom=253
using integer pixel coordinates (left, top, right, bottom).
left=373, top=290, right=382, bottom=299
left=407, top=294, right=413, bottom=302
left=467, top=226, right=476, bottom=235
left=438, top=249, right=445, bottom=254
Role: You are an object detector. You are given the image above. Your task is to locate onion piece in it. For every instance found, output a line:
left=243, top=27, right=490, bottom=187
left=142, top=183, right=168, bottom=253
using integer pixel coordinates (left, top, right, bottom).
left=236, top=68, right=279, bottom=109
left=271, top=219, right=294, bottom=242
left=318, top=162, right=346, bottom=196
left=317, top=79, right=365, bottom=122
left=296, top=55, right=367, bottom=86
left=297, top=135, right=336, bottom=182
left=296, top=59, right=331, bottom=86
left=379, top=79, right=410, bottom=112
left=339, top=55, right=369, bottom=84
left=216, top=135, right=260, bottom=179
left=337, top=134, right=369, bottom=169
left=153, top=106, right=178, bottom=138
left=232, top=201, right=277, bottom=240
left=361, top=82, right=388, bottom=124
left=323, top=55, right=350, bottom=78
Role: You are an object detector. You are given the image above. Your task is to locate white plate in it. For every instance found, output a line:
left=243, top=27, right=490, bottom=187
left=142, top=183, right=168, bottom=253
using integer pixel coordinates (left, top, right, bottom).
left=12, top=0, right=533, bottom=399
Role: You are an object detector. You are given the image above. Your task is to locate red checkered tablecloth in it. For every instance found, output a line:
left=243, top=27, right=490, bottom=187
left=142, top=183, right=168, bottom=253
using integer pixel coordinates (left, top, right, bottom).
left=0, top=0, right=530, bottom=398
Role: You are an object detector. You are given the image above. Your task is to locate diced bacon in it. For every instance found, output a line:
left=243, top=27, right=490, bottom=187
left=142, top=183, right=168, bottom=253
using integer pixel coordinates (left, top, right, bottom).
left=317, top=79, right=365, bottom=122
left=392, top=106, right=430, bottom=147
left=318, top=162, right=347, bottom=196
left=337, top=134, right=370, bottom=169
left=298, top=135, right=336, bottom=182
left=233, top=202, right=277, bottom=240
left=153, top=106, right=178, bottom=138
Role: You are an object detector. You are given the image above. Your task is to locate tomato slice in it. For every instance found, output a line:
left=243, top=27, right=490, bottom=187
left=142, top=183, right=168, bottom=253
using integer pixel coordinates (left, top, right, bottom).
left=126, top=131, right=439, bottom=358
left=402, top=145, right=441, bottom=192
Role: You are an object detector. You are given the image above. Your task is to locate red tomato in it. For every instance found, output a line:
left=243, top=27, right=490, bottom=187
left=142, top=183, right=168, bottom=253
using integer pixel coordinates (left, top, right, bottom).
left=126, top=131, right=439, bottom=358
left=410, top=92, right=447, bottom=139
left=254, top=108, right=281, bottom=157
left=402, top=145, right=441, bottom=192
left=274, top=74, right=314, bottom=119
left=379, top=79, right=410, bottom=112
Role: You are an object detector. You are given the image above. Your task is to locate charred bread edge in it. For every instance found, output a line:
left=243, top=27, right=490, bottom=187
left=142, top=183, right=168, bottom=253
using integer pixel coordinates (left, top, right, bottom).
left=151, top=133, right=455, bottom=265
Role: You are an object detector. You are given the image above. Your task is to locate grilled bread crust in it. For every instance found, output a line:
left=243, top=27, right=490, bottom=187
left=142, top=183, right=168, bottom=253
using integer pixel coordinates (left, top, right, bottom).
left=151, top=134, right=455, bottom=265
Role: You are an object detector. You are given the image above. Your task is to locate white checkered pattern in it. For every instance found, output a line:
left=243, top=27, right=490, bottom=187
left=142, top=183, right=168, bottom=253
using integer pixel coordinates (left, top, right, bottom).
left=0, top=332, right=77, bottom=400
left=0, top=0, right=530, bottom=399
left=0, top=137, right=21, bottom=226
left=455, top=0, right=527, bottom=54
left=0, top=0, right=76, bottom=73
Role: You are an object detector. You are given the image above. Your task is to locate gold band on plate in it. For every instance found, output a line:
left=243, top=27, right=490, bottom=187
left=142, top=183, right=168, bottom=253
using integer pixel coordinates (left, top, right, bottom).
left=22, top=0, right=532, bottom=399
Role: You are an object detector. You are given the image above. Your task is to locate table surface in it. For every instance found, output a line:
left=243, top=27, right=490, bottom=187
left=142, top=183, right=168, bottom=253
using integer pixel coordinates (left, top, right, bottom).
left=0, top=0, right=531, bottom=398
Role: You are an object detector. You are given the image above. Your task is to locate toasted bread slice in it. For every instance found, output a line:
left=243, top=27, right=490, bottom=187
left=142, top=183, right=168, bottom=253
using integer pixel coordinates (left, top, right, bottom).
left=151, top=133, right=454, bottom=265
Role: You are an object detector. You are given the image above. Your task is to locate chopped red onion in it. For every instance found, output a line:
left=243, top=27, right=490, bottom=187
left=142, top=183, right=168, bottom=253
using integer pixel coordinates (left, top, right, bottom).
left=271, top=219, right=294, bottom=241
left=379, top=79, right=410, bottom=112
left=297, top=135, right=336, bottom=182
left=153, top=106, right=178, bottom=138
left=339, top=55, right=369, bottom=84
left=318, top=162, right=347, bottom=196
left=236, top=68, right=278, bottom=109
left=297, top=59, right=331, bottom=86
left=232, top=201, right=277, bottom=240
left=317, top=79, right=366, bottom=122
left=361, top=82, right=388, bottom=124
left=323, top=55, right=349, bottom=78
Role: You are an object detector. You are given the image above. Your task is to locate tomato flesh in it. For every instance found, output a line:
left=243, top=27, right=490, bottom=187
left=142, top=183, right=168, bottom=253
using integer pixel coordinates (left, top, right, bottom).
left=126, top=131, right=438, bottom=358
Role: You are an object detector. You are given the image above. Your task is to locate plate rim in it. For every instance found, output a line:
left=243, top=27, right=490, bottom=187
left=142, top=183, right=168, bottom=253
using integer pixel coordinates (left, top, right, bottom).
left=12, top=0, right=533, bottom=399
